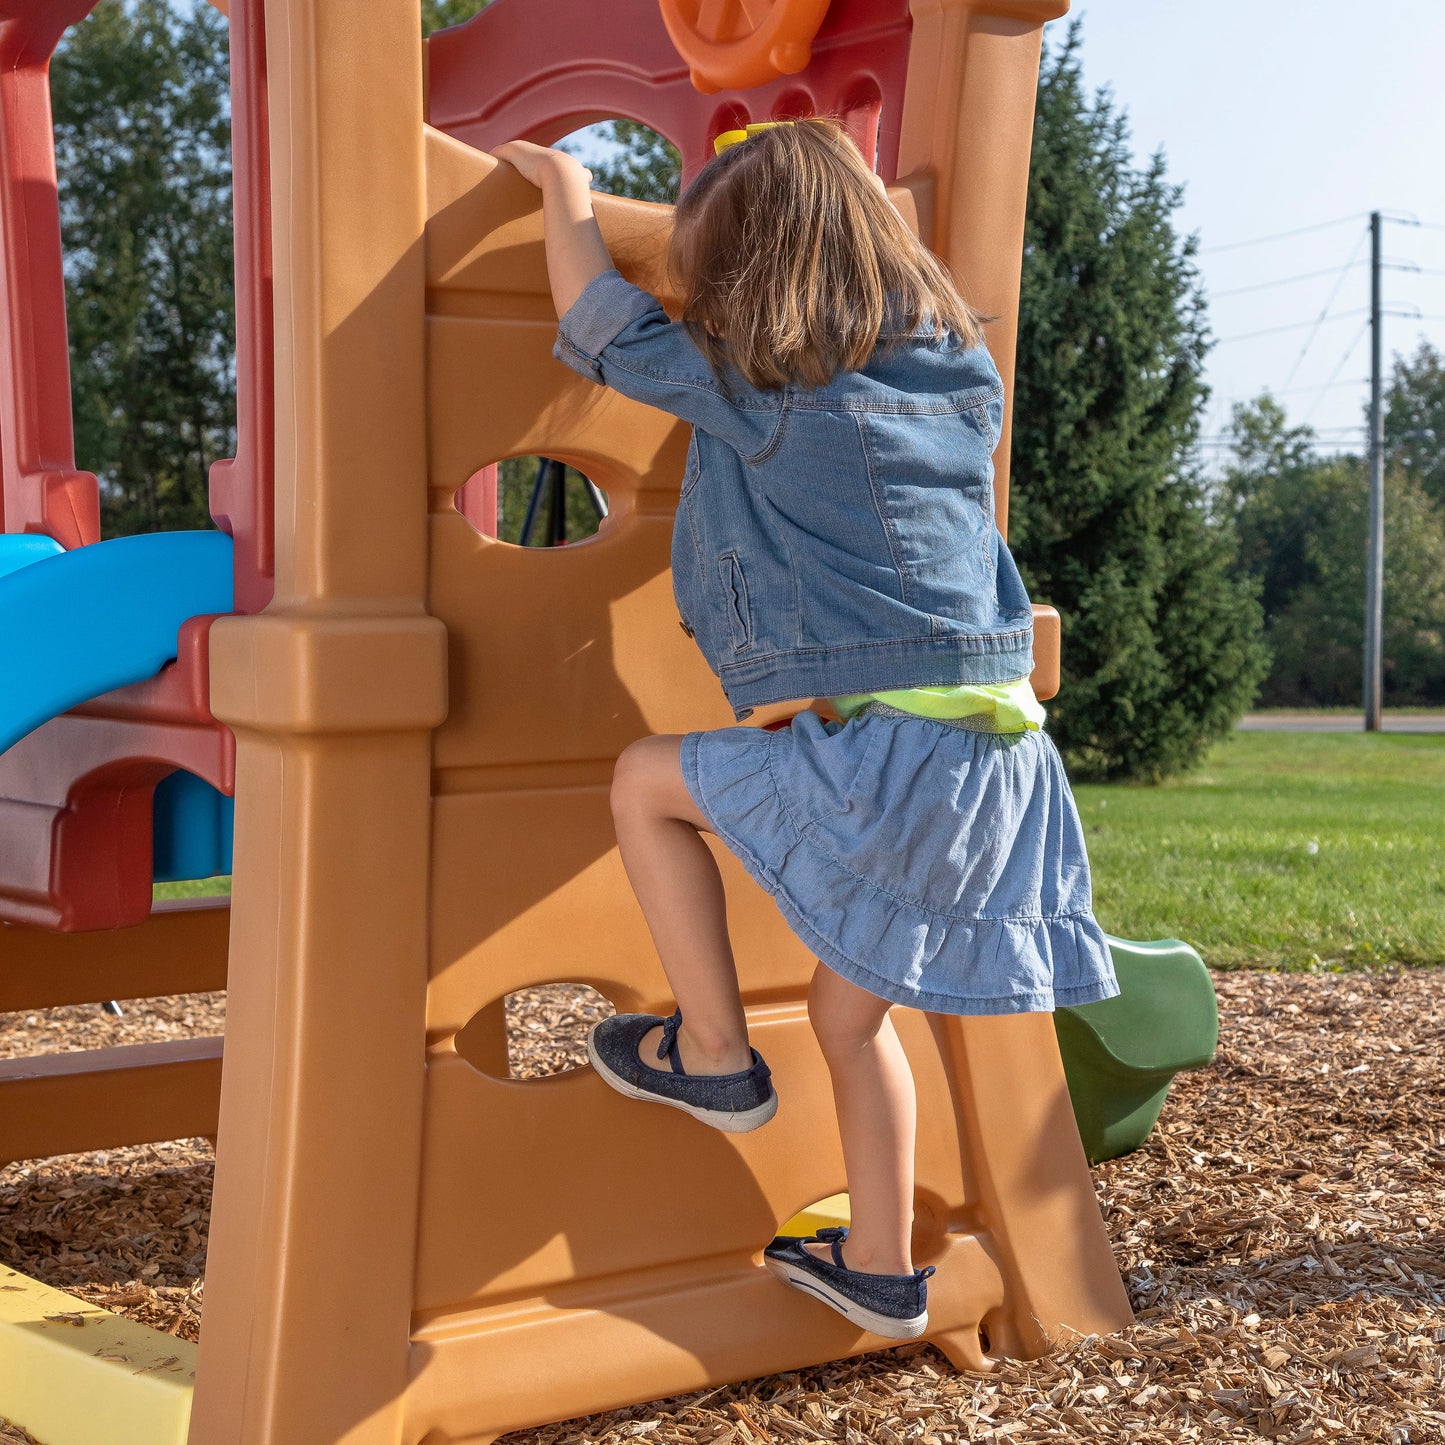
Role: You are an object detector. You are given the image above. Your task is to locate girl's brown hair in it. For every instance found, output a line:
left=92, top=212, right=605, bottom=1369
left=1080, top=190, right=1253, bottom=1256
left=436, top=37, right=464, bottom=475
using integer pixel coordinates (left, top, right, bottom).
left=669, top=117, right=985, bottom=391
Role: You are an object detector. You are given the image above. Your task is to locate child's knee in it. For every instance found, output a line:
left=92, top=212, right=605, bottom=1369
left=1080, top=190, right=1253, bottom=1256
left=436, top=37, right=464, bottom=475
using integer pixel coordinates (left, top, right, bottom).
left=610, top=735, right=680, bottom=822
left=808, top=967, right=888, bottom=1061
left=610, top=739, right=656, bottom=826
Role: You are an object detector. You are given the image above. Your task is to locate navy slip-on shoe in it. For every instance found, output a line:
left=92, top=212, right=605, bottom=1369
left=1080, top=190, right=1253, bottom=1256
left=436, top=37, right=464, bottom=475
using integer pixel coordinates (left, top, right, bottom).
left=586, top=1009, right=778, bottom=1133
left=763, top=1227, right=935, bottom=1339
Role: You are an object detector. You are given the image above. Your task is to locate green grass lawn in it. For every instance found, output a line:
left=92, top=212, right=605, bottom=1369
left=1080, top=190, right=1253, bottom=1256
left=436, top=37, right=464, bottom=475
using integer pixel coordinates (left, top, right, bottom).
left=1077, top=731, right=1445, bottom=969
left=154, top=876, right=230, bottom=901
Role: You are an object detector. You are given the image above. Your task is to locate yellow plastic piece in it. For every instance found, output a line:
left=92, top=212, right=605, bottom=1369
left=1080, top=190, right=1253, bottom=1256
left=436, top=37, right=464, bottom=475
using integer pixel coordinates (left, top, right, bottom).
left=780, top=1193, right=851, bottom=1236
left=0, top=1265, right=194, bottom=1445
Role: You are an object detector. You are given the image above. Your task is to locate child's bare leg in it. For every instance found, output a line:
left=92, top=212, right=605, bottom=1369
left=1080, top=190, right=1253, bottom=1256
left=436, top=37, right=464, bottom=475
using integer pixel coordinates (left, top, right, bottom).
left=610, top=734, right=753, bottom=1076
left=806, top=963, right=916, bottom=1274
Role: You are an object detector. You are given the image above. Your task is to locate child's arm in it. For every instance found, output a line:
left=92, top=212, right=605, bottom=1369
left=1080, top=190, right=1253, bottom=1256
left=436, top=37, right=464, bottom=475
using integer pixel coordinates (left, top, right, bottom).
left=491, top=140, right=780, bottom=459
left=492, top=141, right=613, bottom=318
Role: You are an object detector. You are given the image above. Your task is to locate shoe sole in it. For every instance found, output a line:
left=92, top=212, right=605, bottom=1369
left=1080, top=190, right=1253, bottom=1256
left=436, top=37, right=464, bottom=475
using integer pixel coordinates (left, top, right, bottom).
left=586, top=1029, right=779, bottom=1134
left=764, top=1256, right=928, bottom=1340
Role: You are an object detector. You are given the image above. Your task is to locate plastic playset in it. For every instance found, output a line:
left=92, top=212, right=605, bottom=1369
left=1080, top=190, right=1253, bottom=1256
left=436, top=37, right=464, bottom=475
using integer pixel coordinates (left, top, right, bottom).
left=0, top=0, right=1216, bottom=1441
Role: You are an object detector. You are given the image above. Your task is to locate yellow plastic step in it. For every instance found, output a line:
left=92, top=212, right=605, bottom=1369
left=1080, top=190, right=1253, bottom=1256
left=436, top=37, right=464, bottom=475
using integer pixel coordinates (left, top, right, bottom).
left=0, top=1264, right=195, bottom=1445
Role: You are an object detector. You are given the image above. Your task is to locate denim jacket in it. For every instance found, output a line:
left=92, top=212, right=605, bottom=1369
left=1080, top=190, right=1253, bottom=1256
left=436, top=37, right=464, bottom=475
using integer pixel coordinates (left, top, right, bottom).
left=554, top=270, right=1034, bottom=721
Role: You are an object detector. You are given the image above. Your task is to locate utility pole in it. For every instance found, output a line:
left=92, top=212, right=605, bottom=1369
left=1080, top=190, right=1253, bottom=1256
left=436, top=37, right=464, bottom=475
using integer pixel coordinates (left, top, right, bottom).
left=1363, top=210, right=1385, bottom=732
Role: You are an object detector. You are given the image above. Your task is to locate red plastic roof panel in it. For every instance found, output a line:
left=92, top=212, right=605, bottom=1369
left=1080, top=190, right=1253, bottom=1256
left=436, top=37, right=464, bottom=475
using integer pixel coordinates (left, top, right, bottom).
left=427, top=0, right=912, bottom=186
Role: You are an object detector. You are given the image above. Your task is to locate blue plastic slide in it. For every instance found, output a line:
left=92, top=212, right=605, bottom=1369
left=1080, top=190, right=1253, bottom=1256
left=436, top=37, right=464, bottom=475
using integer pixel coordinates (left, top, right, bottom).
left=0, top=531, right=236, bottom=885
left=0, top=535, right=63, bottom=581
left=0, top=531, right=233, bottom=755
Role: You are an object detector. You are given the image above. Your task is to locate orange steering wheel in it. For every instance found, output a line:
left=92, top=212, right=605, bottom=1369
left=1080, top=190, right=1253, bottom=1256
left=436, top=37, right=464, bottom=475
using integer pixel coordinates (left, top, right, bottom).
left=658, top=0, right=831, bottom=94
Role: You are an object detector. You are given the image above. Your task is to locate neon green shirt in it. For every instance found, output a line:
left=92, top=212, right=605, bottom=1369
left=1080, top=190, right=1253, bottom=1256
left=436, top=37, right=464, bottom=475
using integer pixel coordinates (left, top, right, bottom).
left=830, top=678, right=1045, bottom=731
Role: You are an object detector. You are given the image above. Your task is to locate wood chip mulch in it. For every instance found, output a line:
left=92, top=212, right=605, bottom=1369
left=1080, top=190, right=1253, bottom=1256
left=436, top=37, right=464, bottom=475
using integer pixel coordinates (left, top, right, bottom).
left=1, top=969, right=1441, bottom=1445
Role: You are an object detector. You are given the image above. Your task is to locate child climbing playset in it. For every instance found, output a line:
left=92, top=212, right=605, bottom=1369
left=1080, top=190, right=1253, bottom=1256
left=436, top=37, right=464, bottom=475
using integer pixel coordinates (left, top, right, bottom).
left=0, top=1, right=1215, bottom=1441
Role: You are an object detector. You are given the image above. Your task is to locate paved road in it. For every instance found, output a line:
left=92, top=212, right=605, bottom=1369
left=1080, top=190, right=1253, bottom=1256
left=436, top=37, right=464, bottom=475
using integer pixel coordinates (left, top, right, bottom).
left=1239, top=712, right=1445, bottom=733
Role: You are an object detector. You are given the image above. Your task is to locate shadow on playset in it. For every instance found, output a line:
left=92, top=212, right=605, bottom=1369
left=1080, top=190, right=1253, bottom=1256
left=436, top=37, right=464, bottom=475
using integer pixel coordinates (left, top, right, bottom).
left=0, top=0, right=1216, bottom=1440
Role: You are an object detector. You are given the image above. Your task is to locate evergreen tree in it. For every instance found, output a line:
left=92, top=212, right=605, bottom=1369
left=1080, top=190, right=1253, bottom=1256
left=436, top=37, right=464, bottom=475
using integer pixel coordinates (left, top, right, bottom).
left=53, top=0, right=234, bottom=536
left=1008, top=25, right=1266, bottom=780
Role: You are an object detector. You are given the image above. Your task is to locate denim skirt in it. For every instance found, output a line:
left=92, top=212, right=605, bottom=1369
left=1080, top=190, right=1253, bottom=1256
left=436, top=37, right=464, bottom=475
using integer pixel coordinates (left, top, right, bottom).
left=679, top=707, right=1119, bottom=1016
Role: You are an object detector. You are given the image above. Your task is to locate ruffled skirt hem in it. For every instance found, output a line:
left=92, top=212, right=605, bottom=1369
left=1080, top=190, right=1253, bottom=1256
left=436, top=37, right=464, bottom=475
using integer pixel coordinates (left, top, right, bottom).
left=680, top=717, right=1120, bottom=1017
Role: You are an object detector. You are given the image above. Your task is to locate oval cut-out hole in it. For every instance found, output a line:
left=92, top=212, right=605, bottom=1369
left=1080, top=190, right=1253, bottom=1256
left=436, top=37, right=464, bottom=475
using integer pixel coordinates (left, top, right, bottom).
left=454, top=984, right=616, bottom=1080
left=455, top=457, right=609, bottom=545
left=779, top=1192, right=850, bottom=1238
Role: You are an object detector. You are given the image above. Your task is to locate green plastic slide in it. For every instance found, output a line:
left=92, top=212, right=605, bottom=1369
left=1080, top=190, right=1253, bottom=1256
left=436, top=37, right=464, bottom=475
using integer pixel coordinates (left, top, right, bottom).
left=1054, top=936, right=1218, bottom=1163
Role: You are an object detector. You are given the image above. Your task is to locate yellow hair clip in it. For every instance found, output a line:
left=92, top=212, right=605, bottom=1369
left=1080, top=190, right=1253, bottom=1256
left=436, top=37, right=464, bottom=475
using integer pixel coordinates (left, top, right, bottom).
left=712, top=120, right=809, bottom=156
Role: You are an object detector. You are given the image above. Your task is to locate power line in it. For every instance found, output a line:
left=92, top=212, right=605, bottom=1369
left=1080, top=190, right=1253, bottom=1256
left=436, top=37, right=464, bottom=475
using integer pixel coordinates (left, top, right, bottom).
left=1277, top=226, right=1371, bottom=390
left=1277, top=376, right=1369, bottom=395
left=1302, top=320, right=1371, bottom=425
left=1194, top=426, right=1369, bottom=435
left=1201, top=213, right=1365, bottom=254
left=1215, top=309, right=1367, bottom=345
left=1193, top=423, right=1367, bottom=443
left=1212, top=262, right=1366, bottom=299
left=1191, top=440, right=1364, bottom=450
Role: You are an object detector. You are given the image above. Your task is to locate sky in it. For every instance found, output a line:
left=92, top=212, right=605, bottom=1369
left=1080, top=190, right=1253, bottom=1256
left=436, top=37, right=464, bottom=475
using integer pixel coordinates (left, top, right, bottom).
left=1060, top=1, right=1445, bottom=466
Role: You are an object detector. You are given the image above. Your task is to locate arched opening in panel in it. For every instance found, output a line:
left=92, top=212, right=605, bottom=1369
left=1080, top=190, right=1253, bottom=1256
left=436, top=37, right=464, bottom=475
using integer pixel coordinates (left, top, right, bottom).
left=152, top=769, right=233, bottom=900
left=554, top=121, right=681, bottom=205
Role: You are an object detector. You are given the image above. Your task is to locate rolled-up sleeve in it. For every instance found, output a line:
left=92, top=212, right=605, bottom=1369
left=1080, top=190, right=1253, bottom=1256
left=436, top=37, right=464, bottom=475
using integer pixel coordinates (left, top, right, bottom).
left=553, top=269, right=781, bottom=458
left=553, top=270, right=660, bottom=381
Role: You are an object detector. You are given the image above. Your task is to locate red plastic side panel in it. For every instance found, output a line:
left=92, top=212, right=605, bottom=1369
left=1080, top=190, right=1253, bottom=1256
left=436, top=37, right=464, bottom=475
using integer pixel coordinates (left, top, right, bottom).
left=0, top=0, right=102, bottom=546
left=70, top=615, right=227, bottom=727
left=453, top=463, right=499, bottom=537
left=207, top=0, right=275, bottom=612
left=0, top=5, right=253, bottom=930
left=426, top=0, right=911, bottom=187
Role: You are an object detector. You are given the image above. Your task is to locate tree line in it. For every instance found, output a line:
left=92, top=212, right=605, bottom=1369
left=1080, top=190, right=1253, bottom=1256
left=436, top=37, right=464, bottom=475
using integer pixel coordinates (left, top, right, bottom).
left=47, top=4, right=1443, bottom=779
left=1223, top=362, right=1445, bottom=710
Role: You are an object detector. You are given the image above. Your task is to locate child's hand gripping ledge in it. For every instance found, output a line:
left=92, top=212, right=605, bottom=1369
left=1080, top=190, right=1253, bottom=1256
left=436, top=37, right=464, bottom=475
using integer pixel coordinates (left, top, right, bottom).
left=491, top=140, right=614, bottom=319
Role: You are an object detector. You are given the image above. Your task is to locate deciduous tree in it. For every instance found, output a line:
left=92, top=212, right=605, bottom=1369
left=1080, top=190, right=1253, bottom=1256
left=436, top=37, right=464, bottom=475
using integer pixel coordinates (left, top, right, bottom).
left=1384, top=339, right=1445, bottom=509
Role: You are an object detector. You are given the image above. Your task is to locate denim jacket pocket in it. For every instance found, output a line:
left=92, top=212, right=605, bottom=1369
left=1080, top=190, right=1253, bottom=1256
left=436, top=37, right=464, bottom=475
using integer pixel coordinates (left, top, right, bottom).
left=718, top=551, right=753, bottom=653
left=977, top=392, right=1007, bottom=453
